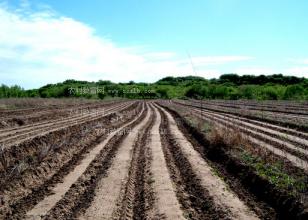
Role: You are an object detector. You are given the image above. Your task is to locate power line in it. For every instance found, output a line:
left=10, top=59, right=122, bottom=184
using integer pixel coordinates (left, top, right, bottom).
left=186, top=51, right=203, bottom=121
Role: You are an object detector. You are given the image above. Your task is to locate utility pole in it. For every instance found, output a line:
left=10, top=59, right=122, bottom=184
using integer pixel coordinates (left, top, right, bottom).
left=187, top=51, right=203, bottom=120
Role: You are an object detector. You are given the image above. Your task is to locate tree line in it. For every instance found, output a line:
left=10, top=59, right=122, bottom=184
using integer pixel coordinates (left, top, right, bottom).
left=1, top=74, right=307, bottom=100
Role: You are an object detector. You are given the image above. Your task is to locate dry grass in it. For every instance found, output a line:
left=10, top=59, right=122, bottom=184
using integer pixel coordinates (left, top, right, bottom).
left=207, top=126, right=246, bottom=150
left=0, top=98, right=101, bottom=110
left=205, top=125, right=307, bottom=199
left=0, top=145, right=7, bottom=171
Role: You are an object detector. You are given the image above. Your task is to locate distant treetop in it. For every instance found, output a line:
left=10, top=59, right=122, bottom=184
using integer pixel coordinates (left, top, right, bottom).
left=218, top=74, right=305, bottom=85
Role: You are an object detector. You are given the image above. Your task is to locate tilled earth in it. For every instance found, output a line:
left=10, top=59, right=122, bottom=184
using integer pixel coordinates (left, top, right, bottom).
left=0, top=100, right=307, bottom=219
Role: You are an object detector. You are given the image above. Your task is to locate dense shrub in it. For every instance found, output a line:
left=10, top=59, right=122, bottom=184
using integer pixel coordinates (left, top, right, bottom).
left=1, top=74, right=307, bottom=100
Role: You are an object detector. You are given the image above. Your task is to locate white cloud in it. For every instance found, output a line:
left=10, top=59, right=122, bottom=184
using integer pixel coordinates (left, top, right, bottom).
left=143, top=52, right=177, bottom=60
left=0, top=4, right=254, bottom=89
left=284, top=67, right=308, bottom=77
left=187, top=56, right=253, bottom=67
left=288, top=58, right=308, bottom=65
left=194, top=69, right=223, bottom=79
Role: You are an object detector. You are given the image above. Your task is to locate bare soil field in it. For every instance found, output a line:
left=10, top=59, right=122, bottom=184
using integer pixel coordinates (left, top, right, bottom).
left=0, top=99, right=307, bottom=219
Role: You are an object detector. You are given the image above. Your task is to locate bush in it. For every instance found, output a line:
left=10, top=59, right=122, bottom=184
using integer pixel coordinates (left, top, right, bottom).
left=260, top=87, right=279, bottom=100
left=284, top=85, right=305, bottom=100
left=156, top=88, right=169, bottom=99
left=185, top=84, right=205, bottom=99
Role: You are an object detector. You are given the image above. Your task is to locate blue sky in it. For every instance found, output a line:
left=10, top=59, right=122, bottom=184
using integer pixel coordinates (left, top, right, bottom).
left=0, top=0, right=308, bottom=89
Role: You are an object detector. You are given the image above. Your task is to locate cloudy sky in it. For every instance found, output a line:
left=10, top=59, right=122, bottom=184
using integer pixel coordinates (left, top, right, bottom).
left=0, top=0, right=308, bottom=89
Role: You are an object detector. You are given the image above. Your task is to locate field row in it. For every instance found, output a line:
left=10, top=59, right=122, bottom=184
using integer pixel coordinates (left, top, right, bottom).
left=178, top=99, right=308, bottom=132
left=0, top=100, right=307, bottom=219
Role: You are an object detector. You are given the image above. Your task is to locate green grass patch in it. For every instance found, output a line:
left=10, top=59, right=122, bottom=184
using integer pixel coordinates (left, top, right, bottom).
left=185, top=115, right=212, bottom=133
left=241, top=151, right=307, bottom=195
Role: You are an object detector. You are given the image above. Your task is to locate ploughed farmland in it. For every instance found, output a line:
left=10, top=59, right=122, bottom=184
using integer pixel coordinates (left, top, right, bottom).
left=0, top=99, right=307, bottom=219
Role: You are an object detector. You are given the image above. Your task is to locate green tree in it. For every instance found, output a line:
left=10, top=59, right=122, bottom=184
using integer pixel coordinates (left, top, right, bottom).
left=284, top=85, right=305, bottom=100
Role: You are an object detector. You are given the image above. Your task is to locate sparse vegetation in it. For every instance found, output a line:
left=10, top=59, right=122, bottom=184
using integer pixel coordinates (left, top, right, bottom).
left=1, top=96, right=307, bottom=219
left=160, top=100, right=308, bottom=218
left=241, top=150, right=306, bottom=195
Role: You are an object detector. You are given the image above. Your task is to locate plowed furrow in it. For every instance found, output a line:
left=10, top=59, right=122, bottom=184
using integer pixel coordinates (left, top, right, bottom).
left=188, top=100, right=308, bottom=118
left=173, top=102, right=308, bottom=162
left=186, top=99, right=308, bottom=114
left=149, top=105, right=185, bottom=220
left=77, top=104, right=150, bottom=220
left=158, top=105, right=259, bottom=220
left=112, top=104, right=155, bottom=220
left=175, top=100, right=308, bottom=131
left=188, top=106, right=308, bottom=165
left=23, top=104, right=145, bottom=220
left=32, top=103, right=148, bottom=220
left=0, top=102, right=128, bottom=139
left=186, top=107, right=308, bottom=171
left=162, top=104, right=279, bottom=219
left=0, top=102, right=132, bottom=146
left=0, top=101, right=120, bottom=132
left=0, top=101, right=116, bottom=123
left=158, top=108, right=228, bottom=219
left=189, top=108, right=308, bottom=159
left=194, top=108, right=308, bottom=149
left=0, top=102, right=127, bottom=134
left=1, top=103, right=143, bottom=219
left=0, top=103, right=125, bottom=141
left=210, top=109, right=308, bottom=141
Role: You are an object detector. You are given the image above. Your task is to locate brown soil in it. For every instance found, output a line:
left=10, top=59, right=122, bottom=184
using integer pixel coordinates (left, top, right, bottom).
left=1, top=99, right=307, bottom=220
left=161, top=102, right=308, bottom=219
